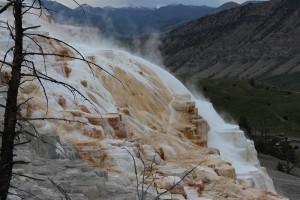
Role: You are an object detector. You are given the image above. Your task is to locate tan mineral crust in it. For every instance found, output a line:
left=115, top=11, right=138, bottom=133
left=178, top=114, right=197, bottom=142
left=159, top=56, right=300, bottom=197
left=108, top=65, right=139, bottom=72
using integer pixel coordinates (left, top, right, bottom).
left=0, top=6, right=288, bottom=199
left=17, top=51, right=287, bottom=199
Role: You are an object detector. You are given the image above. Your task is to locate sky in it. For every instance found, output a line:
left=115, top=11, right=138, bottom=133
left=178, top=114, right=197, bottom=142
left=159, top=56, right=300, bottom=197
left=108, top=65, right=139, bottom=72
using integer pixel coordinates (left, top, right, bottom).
left=58, top=0, right=266, bottom=8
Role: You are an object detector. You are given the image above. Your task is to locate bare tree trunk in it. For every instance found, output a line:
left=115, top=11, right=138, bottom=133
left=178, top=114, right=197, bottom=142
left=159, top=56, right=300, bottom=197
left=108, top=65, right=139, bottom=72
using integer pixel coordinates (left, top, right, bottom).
left=0, top=1, right=23, bottom=199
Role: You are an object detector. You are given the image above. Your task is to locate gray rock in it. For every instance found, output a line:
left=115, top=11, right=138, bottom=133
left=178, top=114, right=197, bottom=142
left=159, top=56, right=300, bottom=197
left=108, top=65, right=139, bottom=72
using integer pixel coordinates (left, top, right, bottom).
left=93, top=168, right=108, bottom=180
left=33, top=167, right=51, bottom=175
left=158, top=165, right=188, bottom=179
left=5, top=123, right=143, bottom=200
left=67, top=193, right=89, bottom=200
left=32, top=159, right=45, bottom=166
left=30, top=134, right=65, bottom=159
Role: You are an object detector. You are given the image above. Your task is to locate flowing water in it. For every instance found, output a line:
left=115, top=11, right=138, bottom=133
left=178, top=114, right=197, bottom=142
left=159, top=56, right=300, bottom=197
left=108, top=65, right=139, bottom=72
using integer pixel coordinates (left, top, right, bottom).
left=0, top=5, right=277, bottom=198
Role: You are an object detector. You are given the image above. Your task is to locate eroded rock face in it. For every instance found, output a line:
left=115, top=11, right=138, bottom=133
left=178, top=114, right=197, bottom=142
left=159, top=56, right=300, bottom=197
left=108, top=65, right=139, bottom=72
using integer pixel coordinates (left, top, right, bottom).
left=85, top=113, right=128, bottom=138
left=171, top=94, right=209, bottom=147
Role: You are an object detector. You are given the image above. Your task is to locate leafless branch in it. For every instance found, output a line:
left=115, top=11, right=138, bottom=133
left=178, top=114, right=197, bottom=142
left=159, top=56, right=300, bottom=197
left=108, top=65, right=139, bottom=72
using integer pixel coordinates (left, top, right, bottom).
left=155, top=164, right=201, bottom=200
left=13, top=140, right=31, bottom=146
left=26, top=33, right=95, bottom=77
left=24, top=51, right=124, bottom=86
left=0, top=2, right=13, bottom=14
left=15, top=120, right=73, bottom=160
left=125, top=148, right=141, bottom=200
left=12, top=161, right=31, bottom=165
left=23, top=25, right=41, bottom=31
left=20, top=129, right=71, bottom=160
left=48, top=178, right=71, bottom=200
left=0, top=60, right=13, bottom=67
left=12, top=173, right=45, bottom=182
left=22, top=117, right=87, bottom=124
left=10, top=186, right=42, bottom=200
left=22, top=59, right=49, bottom=114
left=21, top=72, right=99, bottom=112
left=0, top=46, right=14, bottom=70
left=17, top=97, right=33, bottom=109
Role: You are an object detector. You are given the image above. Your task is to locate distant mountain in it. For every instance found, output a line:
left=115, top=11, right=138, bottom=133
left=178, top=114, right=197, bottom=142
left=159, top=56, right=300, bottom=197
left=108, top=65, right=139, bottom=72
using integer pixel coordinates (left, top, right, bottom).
left=241, top=1, right=266, bottom=6
left=159, top=0, right=300, bottom=91
left=208, top=1, right=265, bottom=15
left=208, top=2, right=240, bottom=15
left=42, top=1, right=214, bottom=37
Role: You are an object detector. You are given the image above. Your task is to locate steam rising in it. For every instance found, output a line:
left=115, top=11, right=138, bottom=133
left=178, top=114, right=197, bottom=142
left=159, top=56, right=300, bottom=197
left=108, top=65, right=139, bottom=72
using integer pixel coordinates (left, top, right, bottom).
left=0, top=3, right=276, bottom=198
left=41, top=9, right=277, bottom=192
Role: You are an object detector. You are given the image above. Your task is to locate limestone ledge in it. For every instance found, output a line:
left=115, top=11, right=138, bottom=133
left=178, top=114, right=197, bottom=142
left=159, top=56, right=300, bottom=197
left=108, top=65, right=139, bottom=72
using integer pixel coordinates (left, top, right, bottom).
left=19, top=100, right=285, bottom=199
left=14, top=74, right=285, bottom=199
left=171, top=94, right=209, bottom=147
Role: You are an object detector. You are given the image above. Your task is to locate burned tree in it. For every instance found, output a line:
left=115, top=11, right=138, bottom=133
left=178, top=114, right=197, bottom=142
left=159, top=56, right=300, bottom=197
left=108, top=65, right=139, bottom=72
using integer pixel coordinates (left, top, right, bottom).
left=0, top=1, right=24, bottom=198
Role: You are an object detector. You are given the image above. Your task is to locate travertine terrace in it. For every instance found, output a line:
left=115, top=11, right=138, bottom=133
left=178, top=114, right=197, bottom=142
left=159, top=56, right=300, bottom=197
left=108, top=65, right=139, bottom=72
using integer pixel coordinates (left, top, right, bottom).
left=0, top=3, right=288, bottom=199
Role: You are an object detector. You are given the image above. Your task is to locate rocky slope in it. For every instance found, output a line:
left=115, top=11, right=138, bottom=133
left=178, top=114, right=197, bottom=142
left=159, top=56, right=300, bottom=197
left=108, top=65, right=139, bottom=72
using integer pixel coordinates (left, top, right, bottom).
left=0, top=2, right=287, bottom=200
left=160, top=0, right=300, bottom=91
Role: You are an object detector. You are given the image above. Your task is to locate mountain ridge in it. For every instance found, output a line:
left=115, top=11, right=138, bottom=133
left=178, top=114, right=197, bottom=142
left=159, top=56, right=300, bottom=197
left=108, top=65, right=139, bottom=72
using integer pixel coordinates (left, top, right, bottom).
left=159, top=0, right=300, bottom=91
left=42, top=1, right=214, bottom=37
left=208, top=1, right=240, bottom=15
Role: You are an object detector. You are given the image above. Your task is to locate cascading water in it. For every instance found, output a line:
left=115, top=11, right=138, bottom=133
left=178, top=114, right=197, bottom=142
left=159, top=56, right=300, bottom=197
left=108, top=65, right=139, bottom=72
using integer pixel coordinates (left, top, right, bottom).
left=138, top=59, right=276, bottom=192
left=195, top=100, right=275, bottom=192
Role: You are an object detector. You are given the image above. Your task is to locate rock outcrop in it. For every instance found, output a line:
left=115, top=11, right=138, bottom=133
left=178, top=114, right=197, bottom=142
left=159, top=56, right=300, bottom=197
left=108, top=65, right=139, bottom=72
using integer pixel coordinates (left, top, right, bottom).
left=171, top=94, right=208, bottom=147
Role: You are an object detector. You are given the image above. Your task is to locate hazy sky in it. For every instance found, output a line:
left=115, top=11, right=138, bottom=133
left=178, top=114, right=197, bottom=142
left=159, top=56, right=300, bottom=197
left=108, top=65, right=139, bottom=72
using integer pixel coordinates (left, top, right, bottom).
left=58, top=0, right=266, bottom=8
